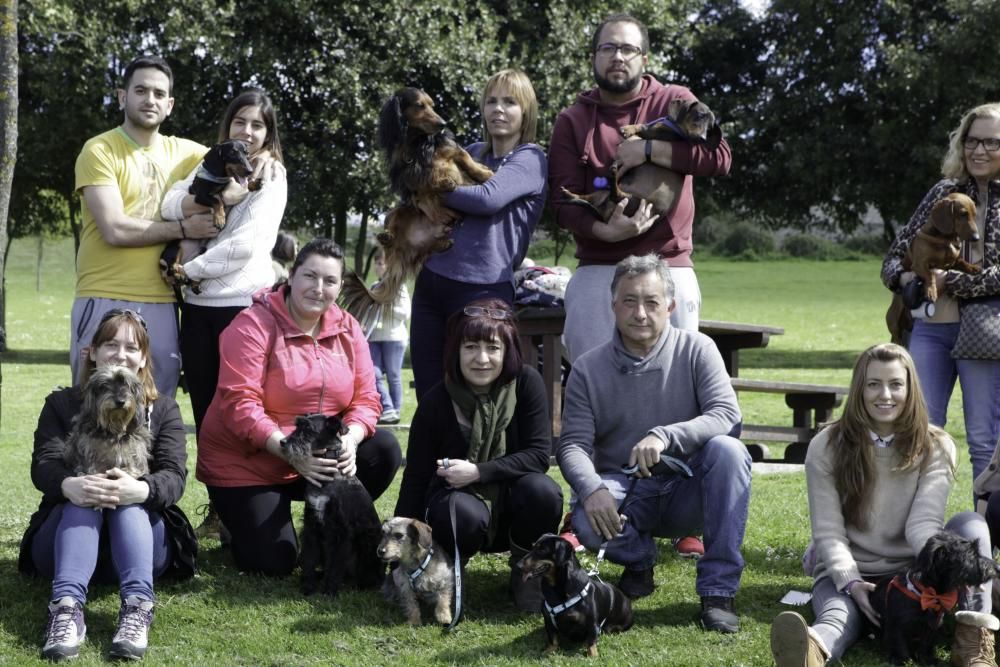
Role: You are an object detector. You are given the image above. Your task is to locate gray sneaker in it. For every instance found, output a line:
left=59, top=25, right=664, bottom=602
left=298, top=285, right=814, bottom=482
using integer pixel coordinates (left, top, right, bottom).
left=41, top=596, right=86, bottom=661
left=109, top=596, right=154, bottom=660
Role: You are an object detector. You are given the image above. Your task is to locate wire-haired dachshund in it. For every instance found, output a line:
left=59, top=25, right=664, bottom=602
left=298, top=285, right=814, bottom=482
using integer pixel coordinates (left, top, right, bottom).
left=870, top=531, right=999, bottom=665
left=885, top=192, right=981, bottom=344
left=377, top=517, right=455, bottom=626
left=561, top=98, right=721, bottom=221
left=339, top=87, right=494, bottom=331
left=159, top=139, right=262, bottom=299
left=518, top=534, right=634, bottom=658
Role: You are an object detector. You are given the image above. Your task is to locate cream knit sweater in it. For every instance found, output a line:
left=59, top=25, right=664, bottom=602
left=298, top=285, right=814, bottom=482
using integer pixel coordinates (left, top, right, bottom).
left=805, top=426, right=956, bottom=592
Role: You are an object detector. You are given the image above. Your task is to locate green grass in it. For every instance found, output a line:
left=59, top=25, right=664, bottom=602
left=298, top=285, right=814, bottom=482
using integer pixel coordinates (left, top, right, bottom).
left=0, top=238, right=973, bottom=665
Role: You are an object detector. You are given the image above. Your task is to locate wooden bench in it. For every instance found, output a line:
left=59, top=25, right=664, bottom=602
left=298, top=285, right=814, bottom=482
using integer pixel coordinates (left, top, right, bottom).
left=731, top=378, right=848, bottom=463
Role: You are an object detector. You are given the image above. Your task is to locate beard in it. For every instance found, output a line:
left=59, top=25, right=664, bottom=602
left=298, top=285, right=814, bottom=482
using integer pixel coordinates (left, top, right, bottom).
left=593, top=64, right=642, bottom=95
left=124, top=106, right=164, bottom=131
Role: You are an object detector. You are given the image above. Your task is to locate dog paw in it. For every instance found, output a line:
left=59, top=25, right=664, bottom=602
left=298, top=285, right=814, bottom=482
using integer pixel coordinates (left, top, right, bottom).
left=620, top=124, right=642, bottom=138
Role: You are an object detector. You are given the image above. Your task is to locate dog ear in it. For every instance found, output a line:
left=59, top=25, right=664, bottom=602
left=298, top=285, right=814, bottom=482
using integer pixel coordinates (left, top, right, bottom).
left=376, top=231, right=394, bottom=247
left=325, top=415, right=346, bottom=435
left=377, top=93, right=405, bottom=156
left=930, top=198, right=956, bottom=234
left=411, top=521, right=434, bottom=550
left=705, top=120, right=723, bottom=151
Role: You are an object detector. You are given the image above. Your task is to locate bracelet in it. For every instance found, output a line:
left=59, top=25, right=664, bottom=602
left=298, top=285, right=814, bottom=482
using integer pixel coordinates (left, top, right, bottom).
left=178, top=220, right=187, bottom=239
left=644, top=139, right=653, bottom=163
left=844, top=579, right=862, bottom=595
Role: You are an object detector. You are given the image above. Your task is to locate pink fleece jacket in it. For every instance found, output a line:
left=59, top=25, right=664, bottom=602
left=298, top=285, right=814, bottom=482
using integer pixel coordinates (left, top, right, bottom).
left=548, top=75, right=732, bottom=267
left=196, top=287, right=380, bottom=487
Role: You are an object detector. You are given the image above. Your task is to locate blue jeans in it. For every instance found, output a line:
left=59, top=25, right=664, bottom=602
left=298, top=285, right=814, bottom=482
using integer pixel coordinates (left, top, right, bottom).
left=369, top=339, right=406, bottom=411
left=909, top=319, right=1000, bottom=480
left=570, top=435, right=751, bottom=598
left=31, top=503, right=172, bottom=605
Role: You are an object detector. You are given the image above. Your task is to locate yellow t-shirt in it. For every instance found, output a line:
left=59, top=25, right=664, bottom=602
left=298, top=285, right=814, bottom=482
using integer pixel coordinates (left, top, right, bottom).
left=75, top=127, right=206, bottom=301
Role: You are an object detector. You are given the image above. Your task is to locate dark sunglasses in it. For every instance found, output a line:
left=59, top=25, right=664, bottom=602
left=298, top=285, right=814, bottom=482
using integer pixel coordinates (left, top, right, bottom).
left=99, top=308, right=148, bottom=332
left=463, top=305, right=511, bottom=320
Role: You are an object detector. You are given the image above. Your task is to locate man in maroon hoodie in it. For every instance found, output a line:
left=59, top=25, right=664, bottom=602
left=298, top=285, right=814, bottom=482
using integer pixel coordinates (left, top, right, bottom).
left=548, top=13, right=732, bottom=364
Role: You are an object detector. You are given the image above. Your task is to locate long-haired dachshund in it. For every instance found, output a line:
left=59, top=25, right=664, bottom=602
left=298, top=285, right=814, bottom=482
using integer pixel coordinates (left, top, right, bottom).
left=885, top=192, right=981, bottom=344
left=561, top=98, right=721, bottom=221
left=339, top=87, right=494, bottom=331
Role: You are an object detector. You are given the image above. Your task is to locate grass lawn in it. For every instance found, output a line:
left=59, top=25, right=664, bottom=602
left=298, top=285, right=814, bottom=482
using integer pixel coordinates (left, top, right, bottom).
left=0, top=237, right=973, bottom=666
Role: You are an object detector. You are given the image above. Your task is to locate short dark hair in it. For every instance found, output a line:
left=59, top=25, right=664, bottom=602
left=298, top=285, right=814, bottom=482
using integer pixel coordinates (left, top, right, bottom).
left=442, top=298, right=522, bottom=387
left=218, top=88, right=284, bottom=163
left=122, top=55, right=174, bottom=93
left=271, top=231, right=297, bottom=264
left=289, top=238, right=344, bottom=278
left=591, top=13, right=649, bottom=54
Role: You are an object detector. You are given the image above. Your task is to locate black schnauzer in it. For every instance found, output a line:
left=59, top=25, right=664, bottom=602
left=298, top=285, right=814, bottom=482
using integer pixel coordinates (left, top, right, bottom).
left=280, top=414, right=384, bottom=596
left=870, top=531, right=999, bottom=665
left=518, top=533, right=634, bottom=657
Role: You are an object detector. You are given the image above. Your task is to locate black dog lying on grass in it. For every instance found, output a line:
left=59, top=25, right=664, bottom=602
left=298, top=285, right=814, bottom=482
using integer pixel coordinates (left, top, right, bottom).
left=870, top=531, right=999, bottom=665
left=280, top=413, right=383, bottom=597
left=518, top=533, right=634, bottom=657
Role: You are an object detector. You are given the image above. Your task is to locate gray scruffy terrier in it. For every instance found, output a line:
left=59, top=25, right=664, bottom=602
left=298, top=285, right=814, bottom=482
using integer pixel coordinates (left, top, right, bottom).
left=378, top=517, right=455, bottom=626
left=280, top=414, right=384, bottom=596
left=63, top=366, right=151, bottom=478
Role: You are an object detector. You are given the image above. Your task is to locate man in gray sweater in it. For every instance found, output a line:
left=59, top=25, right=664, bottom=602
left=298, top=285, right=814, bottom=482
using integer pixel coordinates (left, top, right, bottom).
left=556, top=253, right=751, bottom=633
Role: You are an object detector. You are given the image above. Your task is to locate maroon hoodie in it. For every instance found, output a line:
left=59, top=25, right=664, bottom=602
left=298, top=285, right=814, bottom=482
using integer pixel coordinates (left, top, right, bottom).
left=548, top=75, right=732, bottom=267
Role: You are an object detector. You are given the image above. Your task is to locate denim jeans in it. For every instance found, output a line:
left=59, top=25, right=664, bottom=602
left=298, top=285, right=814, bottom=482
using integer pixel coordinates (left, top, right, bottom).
left=809, top=511, right=991, bottom=661
left=570, top=435, right=751, bottom=598
left=31, top=503, right=171, bottom=605
left=909, top=319, right=1000, bottom=480
left=369, top=339, right=407, bottom=411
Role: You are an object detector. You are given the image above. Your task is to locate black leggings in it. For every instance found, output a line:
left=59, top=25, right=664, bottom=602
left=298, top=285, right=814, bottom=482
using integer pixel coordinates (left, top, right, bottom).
left=180, top=303, right=245, bottom=434
left=424, top=472, right=563, bottom=559
left=208, top=428, right=402, bottom=576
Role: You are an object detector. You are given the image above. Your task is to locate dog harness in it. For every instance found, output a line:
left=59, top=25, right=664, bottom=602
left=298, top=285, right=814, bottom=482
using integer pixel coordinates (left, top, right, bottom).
left=545, top=580, right=606, bottom=632
left=886, top=572, right=959, bottom=614
left=406, top=546, right=434, bottom=588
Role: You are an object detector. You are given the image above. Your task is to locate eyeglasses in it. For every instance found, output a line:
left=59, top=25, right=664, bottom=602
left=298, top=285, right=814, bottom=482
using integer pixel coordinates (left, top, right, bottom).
left=99, top=308, right=148, bottom=332
left=963, top=136, right=1000, bottom=153
left=595, top=42, right=644, bottom=59
left=463, top=306, right=511, bottom=320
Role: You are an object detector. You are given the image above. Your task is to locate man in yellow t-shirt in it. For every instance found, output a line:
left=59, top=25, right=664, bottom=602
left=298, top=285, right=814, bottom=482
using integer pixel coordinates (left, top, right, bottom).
left=72, top=55, right=218, bottom=397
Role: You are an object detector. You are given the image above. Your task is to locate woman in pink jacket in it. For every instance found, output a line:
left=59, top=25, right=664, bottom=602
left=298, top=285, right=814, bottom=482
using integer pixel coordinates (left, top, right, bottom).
left=196, top=238, right=401, bottom=575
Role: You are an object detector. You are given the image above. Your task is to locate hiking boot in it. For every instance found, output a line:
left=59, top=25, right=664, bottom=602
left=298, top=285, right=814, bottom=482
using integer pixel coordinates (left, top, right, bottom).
left=700, top=595, right=740, bottom=633
left=617, top=567, right=655, bottom=599
left=952, top=610, right=999, bottom=667
left=194, top=503, right=229, bottom=545
left=673, top=535, right=704, bottom=559
left=41, top=597, right=86, bottom=661
left=771, top=610, right=827, bottom=666
left=109, top=596, right=154, bottom=661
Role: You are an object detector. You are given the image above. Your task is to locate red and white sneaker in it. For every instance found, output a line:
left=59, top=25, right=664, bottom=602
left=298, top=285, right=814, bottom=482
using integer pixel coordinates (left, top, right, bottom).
left=673, top=535, right=704, bottom=559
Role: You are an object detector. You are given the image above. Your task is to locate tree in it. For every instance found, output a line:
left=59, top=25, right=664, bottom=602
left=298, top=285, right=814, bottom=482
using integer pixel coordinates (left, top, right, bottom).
left=1, top=0, right=17, bottom=359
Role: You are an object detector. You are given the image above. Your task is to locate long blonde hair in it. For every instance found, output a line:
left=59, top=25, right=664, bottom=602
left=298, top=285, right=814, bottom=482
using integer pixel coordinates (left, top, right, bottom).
left=941, top=102, right=1000, bottom=180
left=829, top=343, right=953, bottom=529
left=480, top=69, right=538, bottom=157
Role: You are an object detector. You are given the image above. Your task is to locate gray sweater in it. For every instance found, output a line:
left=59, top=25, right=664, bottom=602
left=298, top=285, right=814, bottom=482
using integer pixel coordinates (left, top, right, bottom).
left=557, top=325, right=741, bottom=501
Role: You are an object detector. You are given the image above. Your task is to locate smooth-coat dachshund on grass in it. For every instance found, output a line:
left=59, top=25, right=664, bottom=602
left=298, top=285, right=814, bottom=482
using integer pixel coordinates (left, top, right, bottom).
left=339, top=87, right=494, bottom=332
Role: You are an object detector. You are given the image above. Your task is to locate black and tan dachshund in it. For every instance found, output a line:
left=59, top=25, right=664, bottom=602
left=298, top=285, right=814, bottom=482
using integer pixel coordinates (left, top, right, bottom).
left=561, top=98, right=721, bottom=221
left=159, top=139, right=262, bottom=299
left=519, top=534, right=634, bottom=658
left=339, top=87, right=494, bottom=332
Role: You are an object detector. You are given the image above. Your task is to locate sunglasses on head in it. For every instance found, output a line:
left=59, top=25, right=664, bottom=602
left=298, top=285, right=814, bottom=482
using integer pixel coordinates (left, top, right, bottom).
left=463, top=305, right=511, bottom=320
left=99, top=308, right=148, bottom=332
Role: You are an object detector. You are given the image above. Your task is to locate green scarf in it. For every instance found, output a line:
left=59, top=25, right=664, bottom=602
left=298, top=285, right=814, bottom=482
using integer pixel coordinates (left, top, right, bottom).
left=445, top=375, right=517, bottom=543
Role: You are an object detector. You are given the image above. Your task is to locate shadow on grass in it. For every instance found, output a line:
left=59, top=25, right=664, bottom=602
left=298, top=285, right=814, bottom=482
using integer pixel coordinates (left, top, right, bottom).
left=1, top=348, right=68, bottom=365
left=740, top=349, right=859, bottom=370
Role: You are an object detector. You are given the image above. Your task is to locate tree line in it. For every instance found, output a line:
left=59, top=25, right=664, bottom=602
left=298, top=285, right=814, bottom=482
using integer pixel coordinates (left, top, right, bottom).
left=9, top=0, right=1000, bottom=264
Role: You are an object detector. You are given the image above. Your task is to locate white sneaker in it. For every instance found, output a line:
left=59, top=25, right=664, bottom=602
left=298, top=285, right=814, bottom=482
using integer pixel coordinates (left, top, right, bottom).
left=378, top=409, right=401, bottom=425
left=41, top=596, right=86, bottom=661
left=109, top=596, right=154, bottom=660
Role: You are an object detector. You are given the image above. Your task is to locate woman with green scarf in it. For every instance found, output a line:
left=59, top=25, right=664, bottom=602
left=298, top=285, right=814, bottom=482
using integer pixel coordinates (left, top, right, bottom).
left=394, top=298, right=563, bottom=611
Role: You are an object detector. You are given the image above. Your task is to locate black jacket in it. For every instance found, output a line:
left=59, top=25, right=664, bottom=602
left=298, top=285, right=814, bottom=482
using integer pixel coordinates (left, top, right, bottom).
left=19, top=386, right=197, bottom=578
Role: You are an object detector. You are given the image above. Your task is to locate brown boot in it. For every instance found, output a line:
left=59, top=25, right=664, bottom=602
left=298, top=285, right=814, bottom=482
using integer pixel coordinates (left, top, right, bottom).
left=952, top=610, right=999, bottom=667
left=770, top=611, right=827, bottom=667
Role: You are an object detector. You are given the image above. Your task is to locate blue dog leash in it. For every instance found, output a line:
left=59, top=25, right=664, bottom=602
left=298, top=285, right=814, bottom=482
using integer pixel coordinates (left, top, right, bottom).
left=447, top=492, right=462, bottom=631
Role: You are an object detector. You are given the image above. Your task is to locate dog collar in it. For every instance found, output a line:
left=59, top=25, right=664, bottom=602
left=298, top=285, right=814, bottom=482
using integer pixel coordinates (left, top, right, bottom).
left=915, top=229, right=962, bottom=248
left=889, top=573, right=959, bottom=613
left=644, top=116, right=686, bottom=137
left=407, top=546, right=434, bottom=587
left=195, top=165, right=231, bottom=185
left=544, top=580, right=594, bottom=629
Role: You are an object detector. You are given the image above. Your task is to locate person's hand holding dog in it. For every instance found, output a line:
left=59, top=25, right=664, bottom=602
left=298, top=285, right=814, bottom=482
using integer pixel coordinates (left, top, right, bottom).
left=334, top=424, right=366, bottom=478
left=436, top=458, right=480, bottom=488
left=847, top=580, right=880, bottom=627
left=592, top=198, right=659, bottom=243
left=266, top=430, right=341, bottom=487
left=61, top=470, right=149, bottom=509
left=583, top=488, right=625, bottom=541
left=614, top=136, right=674, bottom=176
left=628, top=434, right=666, bottom=478
left=181, top=211, right=221, bottom=240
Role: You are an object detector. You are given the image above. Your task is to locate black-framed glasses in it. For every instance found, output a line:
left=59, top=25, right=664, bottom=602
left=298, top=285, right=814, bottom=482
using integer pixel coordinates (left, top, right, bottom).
left=99, top=308, right=148, bottom=332
left=963, top=136, right=1000, bottom=153
left=463, top=306, right=511, bottom=320
left=595, top=42, right=644, bottom=59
